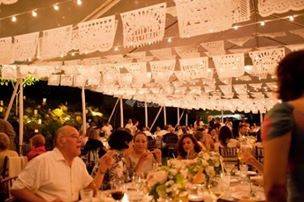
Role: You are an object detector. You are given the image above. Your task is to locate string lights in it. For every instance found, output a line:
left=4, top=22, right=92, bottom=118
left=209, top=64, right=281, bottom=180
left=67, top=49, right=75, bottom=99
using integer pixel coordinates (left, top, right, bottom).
left=0, top=0, right=82, bottom=22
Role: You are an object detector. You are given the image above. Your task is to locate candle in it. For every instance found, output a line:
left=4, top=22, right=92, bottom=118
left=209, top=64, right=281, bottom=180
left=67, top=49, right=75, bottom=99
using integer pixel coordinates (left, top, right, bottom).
left=42, top=98, right=47, bottom=104
left=0, top=100, right=3, bottom=105
left=34, top=109, right=38, bottom=115
left=38, top=119, right=42, bottom=124
left=34, top=129, right=39, bottom=133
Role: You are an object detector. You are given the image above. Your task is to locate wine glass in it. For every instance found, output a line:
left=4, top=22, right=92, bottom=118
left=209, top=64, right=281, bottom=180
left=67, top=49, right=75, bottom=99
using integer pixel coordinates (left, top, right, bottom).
left=110, top=179, right=125, bottom=201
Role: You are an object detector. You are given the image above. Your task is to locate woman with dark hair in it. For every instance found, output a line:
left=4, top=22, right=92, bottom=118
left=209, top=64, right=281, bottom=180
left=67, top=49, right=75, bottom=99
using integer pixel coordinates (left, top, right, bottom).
left=263, top=50, right=304, bottom=202
left=177, top=134, right=201, bottom=159
left=214, top=126, right=238, bottom=151
left=82, top=127, right=106, bottom=173
left=94, top=129, right=133, bottom=190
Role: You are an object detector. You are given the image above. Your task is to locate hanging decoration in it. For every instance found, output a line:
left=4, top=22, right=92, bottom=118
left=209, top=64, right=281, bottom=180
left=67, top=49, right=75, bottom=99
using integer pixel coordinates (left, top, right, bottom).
left=0, top=37, right=14, bottom=65
left=174, top=0, right=246, bottom=38
left=175, top=45, right=200, bottom=58
left=1, top=65, right=17, bottom=80
left=249, top=48, right=285, bottom=76
left=233, top=84, right=248, bottom=95
left=0, top=0, right=17, bottom=4
left=219, top=84, right=233, bottom=96
left=150, top=59, right=176, bottom=83
left=75, top=16, right=117, bottom=54
left=48, top=75, right=60, bottom=86
left=13, top=32, right=39, bottom=62
left=178, top=57, right=209, bottom=80
left=150, top=48, right=173, bottom=60
left=120, top=3, right=167, bottom=48
left=227, top=37, right=252, bottom=47
left=258, top=0, right=304, bottom=17
left=200, top=40, right=225, bottom=56
left=212, top=53, right=245, bottom=78
left=232, top=0, right=251, bottom=23
left=256, top=32, right=287, bottom=39
left=248, top=83, right=263, bottom=91
left=39, top=25, right=72, bottom=59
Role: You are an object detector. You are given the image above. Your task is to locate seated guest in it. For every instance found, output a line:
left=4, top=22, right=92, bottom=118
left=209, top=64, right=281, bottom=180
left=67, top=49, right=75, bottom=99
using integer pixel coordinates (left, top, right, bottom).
left=95, top=129, right=133, bottom=190
left=0, top=132, right=18, bottom=175
left=214, top=126, right=238, bottom=151
left=11, top=125, right=106, bottom=202
left=27, top=134, right=46, bottom=161
left=82, top=127, right=106, bottom=174
left=162, top=132, right=179, bottom=159
left=127, top=132, right=161, bottom=176
left=177, top=134, right=201, bottom=159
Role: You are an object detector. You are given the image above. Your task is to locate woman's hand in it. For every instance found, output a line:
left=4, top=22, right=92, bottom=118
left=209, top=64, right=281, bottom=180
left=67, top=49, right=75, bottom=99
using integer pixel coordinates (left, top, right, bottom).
left=151, top=149, right=162, bottom=163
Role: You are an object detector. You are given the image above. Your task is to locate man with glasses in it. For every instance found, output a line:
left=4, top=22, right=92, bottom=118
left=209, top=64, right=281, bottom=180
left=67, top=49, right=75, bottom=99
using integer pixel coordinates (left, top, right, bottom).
left=11, top=125, right=110, bottom=202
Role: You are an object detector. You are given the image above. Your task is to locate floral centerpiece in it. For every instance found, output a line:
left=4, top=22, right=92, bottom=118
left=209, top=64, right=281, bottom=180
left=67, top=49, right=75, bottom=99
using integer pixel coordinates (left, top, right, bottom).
left=146, top=151, right=222, bottom=201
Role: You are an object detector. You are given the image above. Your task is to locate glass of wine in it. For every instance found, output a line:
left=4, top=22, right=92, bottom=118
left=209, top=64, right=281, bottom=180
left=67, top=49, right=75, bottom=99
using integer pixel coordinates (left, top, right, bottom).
left=110, top=179, right=125, bottom=201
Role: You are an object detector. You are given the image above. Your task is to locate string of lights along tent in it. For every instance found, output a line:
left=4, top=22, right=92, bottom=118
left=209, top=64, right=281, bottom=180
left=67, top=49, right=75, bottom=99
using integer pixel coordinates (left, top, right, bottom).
left=0, top=0, right=83, bottom=22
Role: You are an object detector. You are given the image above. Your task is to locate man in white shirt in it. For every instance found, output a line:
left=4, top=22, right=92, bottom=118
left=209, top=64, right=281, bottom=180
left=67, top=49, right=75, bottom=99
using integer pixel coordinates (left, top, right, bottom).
left=11, top=125, right=108, bottom=202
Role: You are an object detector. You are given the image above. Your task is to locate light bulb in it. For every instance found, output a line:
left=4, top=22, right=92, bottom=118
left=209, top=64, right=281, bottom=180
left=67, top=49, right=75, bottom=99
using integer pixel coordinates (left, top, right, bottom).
left=32, top=10, right=37, bottom=17
left=76, top=0, right=82, bottom=6
left=288, top=15, right=294, bottom=21
left=233, top=25, right=239, bottom=30
left=260, top=21, right=265, bottom=26
left=167, top=37, right=172, bottom=43
left=11, top=16, right=17, bottom=22
left=53, top=4, right=60, bottom=11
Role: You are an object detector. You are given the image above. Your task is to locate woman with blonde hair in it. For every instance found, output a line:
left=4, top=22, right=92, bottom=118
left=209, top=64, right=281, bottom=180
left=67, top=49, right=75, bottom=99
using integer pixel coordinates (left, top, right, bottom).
left=0, top=132, right=18, bottom=175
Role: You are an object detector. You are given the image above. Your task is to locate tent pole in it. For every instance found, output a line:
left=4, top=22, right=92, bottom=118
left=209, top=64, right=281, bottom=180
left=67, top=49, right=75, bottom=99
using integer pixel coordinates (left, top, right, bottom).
left=108, top=98, right=119, bottom=123
left=81, top=85, right=87, bottom=135
left=163, top=106, right=167, bottom=126
left=177, top=107, right=180, bottom=126
left=144, top=102, right=148, bottom=127
left=18, top=79, right=24, bottom=155
left=120, top=97, right=124, bottom=128
left=260, top=111, right=263, bottom=127
left=150, top=106, right=163, bottom=131
left=221, top=110, right=224, bottom=123
left=178, top=110, right=185, bottom=125
left=4, top=80, right=20, bottom=121
left=185, top=111, right=188, bottom=126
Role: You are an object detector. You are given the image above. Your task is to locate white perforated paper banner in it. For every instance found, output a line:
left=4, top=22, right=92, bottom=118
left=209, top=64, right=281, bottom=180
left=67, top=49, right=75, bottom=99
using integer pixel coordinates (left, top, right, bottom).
left=13, top=32, right=39, bottom=62
left=121, top=3, right=167, bottom=48
left=174, top=0, right=234, bottom=37
left=249, top=48, right=285, bottom=75
left=150, top=59, right=176, bottom=83
left=200, top=41, right=225, bottom=56
left=179, top=57, right=209, bottom=80
left=0, top=37, right=13, bottom=64
left=150, top=48, right=173, bottom=60
left=212, top=53, right=245, bottom=78
left=40, top=25, right=72, bottom=59
left=258, top=0, right=304, bottom=17
left=75, top=16, right=117, bottom=54
left=175, top=45, right=200, bottom=58
left=1, top=65, right=17, bottom=80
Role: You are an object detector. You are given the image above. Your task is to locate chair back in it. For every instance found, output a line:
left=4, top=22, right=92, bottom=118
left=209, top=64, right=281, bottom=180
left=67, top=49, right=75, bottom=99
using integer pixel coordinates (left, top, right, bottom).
left=219, top=146, right=239, bottom=165
left=255, top=145, right=264, bottom=163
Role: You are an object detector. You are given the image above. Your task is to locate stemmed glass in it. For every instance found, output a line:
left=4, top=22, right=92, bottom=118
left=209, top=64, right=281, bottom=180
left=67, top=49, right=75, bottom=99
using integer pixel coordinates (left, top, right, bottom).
left=110, top=179, right=125, bottom=201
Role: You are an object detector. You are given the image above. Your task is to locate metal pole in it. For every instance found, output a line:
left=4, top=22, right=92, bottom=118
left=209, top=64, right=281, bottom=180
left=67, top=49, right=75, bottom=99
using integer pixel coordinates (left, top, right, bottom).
left=81, top=85, right=87, bottom=135
left=108, top=98, right=120, bottom=123
left=185, top=112, right=188, bottom=126
left=18, top=80, right=23, bottom=155
left=120, top=97, right=124, bottom=128
left=150, top=106, right=163, bottom=131
left=163, top=106, right=167, bottom=126
left=260, top=111, right=263, bottom=126
left=4, top=80, right=20, bottom=121
left=144, top=102, right=148, bottom=127
left=177, top=107, right=180, bottom=126
left=178, top=110, right=185, bottom=125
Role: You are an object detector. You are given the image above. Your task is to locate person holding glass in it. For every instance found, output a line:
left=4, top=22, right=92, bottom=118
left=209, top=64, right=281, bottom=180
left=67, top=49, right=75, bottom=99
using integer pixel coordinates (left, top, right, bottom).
left=126, top=132, right=161, bottom=176
left=263, top=50, right=304, bottom=202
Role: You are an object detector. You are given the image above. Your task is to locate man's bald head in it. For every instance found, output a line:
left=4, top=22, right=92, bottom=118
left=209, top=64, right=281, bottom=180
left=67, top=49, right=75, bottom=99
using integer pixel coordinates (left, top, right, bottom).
left=55, top=125, right=78, bottom=147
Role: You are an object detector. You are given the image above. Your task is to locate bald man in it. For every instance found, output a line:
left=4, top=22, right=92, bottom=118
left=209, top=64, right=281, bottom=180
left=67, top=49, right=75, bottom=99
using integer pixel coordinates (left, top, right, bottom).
left=11, top=125, right=110, bottom=202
